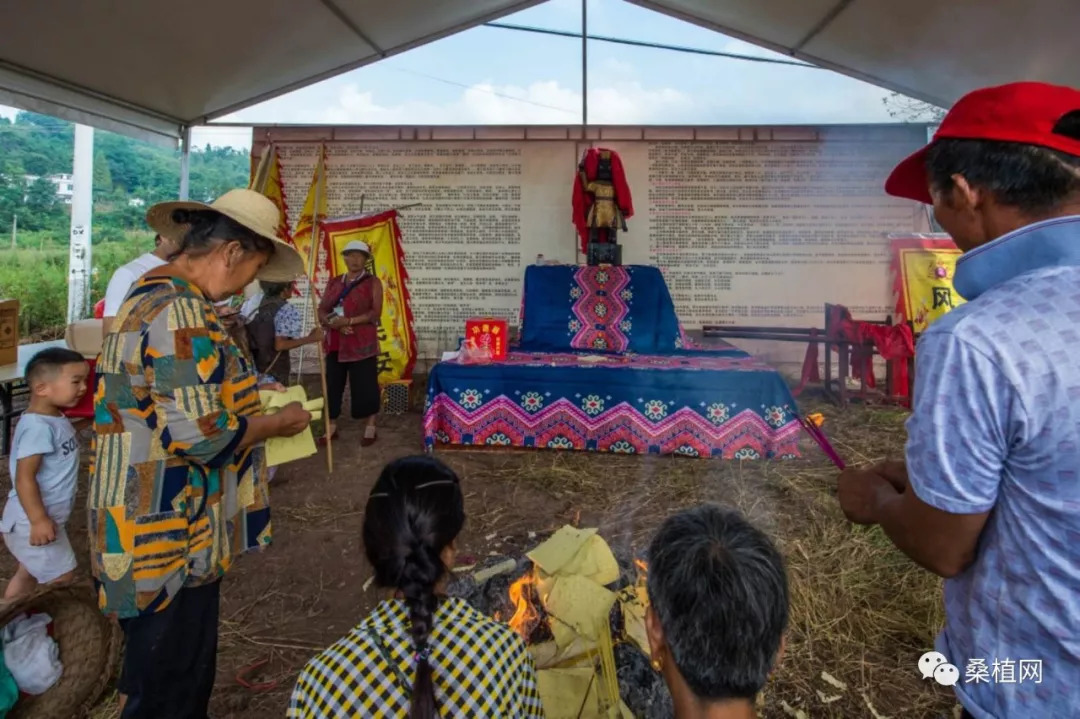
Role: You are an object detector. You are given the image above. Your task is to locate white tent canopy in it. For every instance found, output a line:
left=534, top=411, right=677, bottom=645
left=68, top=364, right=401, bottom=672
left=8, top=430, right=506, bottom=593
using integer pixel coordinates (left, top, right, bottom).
left=1, top=0, right=1077, bottom=146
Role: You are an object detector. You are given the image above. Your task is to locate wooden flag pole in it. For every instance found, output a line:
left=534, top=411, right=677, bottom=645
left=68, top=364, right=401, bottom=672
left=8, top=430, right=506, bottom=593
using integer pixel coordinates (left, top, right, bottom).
left=302, top=147, right=332, bottom=473
left=312, top=286, right=332, bottom=475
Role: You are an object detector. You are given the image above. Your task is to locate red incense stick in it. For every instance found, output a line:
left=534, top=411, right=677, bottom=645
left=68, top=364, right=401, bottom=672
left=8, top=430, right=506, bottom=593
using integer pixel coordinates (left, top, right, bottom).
left=800, top=415, right=846, bottom=470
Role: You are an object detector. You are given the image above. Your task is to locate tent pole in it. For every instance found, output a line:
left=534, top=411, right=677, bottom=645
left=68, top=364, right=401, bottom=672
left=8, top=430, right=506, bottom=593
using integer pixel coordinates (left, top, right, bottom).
left=581, top=0, right=588, bottom=127
left=179, top=125, right=192, bottom=200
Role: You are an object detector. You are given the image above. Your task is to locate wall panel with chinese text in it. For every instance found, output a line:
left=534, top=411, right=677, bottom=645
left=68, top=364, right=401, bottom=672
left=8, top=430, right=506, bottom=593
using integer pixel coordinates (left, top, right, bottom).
left=254, top=124, right=929, bottom=371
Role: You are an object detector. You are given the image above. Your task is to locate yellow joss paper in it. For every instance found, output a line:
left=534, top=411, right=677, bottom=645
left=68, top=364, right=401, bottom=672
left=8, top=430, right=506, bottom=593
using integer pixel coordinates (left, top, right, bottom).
left=529, top=640, right=559, bottom=669
left=561, top=534, right=621, bottom=586
left=527, top=526, right=598, bottom=575
left=548, top=618, right=597, bottom=663
left=546, top=574, right=617, bottom=640
left=260, top=386, right=317, bottom=467
left=537, top=668, right=600, bottom=719
left=619, top=591, right=650, bottom=658
left=260, top=385, right=307, bottom=411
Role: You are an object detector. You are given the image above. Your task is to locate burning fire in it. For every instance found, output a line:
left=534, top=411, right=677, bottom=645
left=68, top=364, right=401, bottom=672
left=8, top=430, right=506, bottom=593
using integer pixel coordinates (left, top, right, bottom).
left=508, top=571, right=541, bottom=640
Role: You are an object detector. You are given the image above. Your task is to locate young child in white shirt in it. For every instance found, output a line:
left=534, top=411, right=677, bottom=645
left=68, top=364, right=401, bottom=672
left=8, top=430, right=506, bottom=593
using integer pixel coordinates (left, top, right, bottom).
left=2, top=347, right=88, bottom=598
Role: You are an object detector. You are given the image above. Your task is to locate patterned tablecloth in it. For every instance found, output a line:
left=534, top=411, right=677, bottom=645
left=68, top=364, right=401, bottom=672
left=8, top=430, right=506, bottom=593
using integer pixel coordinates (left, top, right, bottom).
left=519, top=265, right=692, bottom=354
left=424, top=350, right=801, bottom=459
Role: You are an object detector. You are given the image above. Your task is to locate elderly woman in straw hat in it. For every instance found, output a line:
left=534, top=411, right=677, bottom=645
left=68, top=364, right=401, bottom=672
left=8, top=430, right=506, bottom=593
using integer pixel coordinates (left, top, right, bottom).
left=90, top=189, right=311, bottom=719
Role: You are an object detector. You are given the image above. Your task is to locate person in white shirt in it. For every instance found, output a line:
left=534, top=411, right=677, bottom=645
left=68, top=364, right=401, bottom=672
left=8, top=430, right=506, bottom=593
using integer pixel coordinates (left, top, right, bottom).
left=101, top=234, right=181, bottom=335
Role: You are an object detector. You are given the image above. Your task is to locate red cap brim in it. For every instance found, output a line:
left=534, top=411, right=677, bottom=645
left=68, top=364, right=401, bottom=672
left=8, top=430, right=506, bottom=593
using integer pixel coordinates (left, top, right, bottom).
left=884, top=145, right=932, bottom=204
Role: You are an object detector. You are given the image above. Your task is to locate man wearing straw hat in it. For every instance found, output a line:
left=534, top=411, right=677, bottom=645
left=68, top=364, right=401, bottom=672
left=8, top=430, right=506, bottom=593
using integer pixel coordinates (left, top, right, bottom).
left=837, top=82, right=1080, bottom=719
left=90, top=188, right=312, bottom=718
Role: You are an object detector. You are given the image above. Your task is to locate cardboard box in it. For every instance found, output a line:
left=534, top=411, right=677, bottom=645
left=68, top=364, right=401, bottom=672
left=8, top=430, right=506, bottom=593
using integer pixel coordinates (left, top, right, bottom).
left=65, top=319, right=104, bottom=359
left=0, top=299, right=17, bottom=366
left=464, top=317, right=508, bottom=361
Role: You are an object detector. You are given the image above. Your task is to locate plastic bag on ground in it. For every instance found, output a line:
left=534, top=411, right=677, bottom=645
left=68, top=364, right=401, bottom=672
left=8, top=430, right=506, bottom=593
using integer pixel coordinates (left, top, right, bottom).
left=2, top=613, right=62, bottom=695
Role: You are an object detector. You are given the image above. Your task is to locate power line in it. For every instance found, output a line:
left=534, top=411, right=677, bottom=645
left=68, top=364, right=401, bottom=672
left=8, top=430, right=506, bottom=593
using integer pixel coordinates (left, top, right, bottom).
left=388, top=67, right=579, bottom=115
left=483, top=22, right=819, bottom=69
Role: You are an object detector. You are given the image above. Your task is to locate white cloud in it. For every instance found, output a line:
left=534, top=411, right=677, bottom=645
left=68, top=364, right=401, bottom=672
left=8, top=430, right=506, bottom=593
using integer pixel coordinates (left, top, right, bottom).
left=222, top=77, right=695, bottom=129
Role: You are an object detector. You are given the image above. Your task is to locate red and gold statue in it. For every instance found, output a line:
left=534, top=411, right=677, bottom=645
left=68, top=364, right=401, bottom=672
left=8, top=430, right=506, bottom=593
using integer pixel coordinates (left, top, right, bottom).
left=571, top=148, right=634, bottom=256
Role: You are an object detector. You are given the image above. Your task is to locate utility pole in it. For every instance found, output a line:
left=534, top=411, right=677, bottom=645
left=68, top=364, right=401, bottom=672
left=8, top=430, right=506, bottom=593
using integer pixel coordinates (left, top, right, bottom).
left=10, top=215, right=15, bottom=249
left=179, top=125, right=191, bottom=200
left=67, top=124, right=94, bottom=324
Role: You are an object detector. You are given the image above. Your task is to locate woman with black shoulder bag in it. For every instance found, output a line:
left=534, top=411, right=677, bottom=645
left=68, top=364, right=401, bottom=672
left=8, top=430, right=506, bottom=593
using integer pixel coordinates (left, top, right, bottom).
left=317, top=240, right=383, bottom=446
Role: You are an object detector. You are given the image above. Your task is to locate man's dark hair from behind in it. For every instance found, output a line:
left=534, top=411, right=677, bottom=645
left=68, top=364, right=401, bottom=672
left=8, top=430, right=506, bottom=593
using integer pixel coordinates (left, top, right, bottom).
left=647, top=504, right=789, bottom=700
left=926, top=110, right=1080, bottom=216
left=26, top=347, right=86, bottom=384
left=260, top=281, right=291, bottom=299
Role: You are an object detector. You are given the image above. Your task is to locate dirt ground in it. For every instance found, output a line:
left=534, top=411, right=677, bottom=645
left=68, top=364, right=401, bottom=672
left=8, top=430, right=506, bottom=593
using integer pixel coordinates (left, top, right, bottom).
left=0, top=397, right=961, bottom=719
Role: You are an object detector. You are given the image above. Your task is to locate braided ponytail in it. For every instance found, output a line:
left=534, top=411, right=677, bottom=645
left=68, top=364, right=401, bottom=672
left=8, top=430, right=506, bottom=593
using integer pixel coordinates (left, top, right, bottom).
left=363, top=456, right=465, bottom=719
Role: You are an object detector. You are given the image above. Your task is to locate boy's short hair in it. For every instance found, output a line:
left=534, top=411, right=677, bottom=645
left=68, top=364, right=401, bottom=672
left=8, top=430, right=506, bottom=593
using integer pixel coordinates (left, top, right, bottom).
left=25, top=347, right=87, bottom=384
left=647, top=505, right=789, bottom=701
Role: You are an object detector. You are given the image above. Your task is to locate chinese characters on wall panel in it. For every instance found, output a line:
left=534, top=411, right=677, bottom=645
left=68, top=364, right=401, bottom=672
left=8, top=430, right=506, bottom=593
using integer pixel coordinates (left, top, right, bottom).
left=262, top=127, right=926, bottom=366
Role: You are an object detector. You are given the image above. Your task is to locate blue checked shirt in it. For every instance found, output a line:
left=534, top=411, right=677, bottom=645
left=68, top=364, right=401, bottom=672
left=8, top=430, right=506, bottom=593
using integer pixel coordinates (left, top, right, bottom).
left=906, top=216, right=1080, bottom=718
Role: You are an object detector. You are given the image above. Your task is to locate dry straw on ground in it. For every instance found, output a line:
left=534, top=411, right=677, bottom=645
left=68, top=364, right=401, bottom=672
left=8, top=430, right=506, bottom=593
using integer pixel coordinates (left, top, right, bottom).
left=464, top=398, right=954, bottom=718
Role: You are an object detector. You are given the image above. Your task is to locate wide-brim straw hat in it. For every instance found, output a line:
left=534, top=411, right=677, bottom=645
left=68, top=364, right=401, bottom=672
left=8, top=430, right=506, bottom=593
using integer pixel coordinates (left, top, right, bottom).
left=146, top=189, right=305, bottom=283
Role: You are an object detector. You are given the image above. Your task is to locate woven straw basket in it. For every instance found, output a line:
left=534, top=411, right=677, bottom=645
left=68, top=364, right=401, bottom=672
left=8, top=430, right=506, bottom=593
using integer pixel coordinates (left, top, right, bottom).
left=0, top=583, right=121, bottom=719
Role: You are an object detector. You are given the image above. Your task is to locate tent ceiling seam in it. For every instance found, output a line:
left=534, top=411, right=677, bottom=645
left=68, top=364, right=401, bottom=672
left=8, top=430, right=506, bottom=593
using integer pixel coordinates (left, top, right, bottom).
left=0, top=86, right=178, bottom=141
left=0, top=58, right=183, bottom=126
left=792, top=0, right=858, bottom=51
left=317, top=0, right=386, bottom=56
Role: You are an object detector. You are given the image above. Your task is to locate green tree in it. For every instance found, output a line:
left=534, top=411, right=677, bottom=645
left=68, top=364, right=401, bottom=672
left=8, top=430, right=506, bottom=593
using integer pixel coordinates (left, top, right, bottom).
left=93, top=150, right=113, bottom=198
left=22, top=177, right=64, bottom=232
left=0, top=174, right=23, bottom=235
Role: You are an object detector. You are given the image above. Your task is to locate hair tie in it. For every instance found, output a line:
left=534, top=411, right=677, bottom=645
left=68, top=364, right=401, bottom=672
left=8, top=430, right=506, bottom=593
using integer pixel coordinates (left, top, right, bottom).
left=415, top=646, right=430, bottom=663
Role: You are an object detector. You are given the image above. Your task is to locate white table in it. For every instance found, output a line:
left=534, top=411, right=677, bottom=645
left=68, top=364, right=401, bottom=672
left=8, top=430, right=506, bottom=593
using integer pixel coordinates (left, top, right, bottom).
left=0, top=340, right=69, bottom=456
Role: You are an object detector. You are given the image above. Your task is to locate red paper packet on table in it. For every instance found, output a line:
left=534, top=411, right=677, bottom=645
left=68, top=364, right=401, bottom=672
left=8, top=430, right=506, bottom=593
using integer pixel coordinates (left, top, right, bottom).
left=464, top=318, right=508, bottom=361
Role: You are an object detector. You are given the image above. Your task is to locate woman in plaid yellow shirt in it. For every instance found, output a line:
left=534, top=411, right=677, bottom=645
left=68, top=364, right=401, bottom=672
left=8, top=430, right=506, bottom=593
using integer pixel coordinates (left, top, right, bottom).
left=288, top=456, right=545, bottom=718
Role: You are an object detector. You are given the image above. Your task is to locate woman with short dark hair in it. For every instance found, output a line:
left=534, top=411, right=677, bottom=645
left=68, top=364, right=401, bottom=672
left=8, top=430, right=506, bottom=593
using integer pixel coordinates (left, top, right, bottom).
left=91, top=189, right=312, bottom=719
left=645, top=505, right=789, bottom=718
left=288, top=456, right=545, bottom=718
left=245, top=280, right=322, bottom=385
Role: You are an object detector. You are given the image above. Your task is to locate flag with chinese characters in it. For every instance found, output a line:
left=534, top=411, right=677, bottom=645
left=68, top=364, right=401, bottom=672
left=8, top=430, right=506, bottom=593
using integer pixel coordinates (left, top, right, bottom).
left=891, top=235, right=966, bottom=333
left=294, top=144, right=329, bottom=277
left=321, top=210, right=416, bottom=382
left=248, top=143, right=291, bottom=244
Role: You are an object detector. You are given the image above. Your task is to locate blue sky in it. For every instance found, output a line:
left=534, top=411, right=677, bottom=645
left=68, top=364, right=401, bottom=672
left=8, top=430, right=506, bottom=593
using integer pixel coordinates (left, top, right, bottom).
left=4, top=0, right=913, bottom=149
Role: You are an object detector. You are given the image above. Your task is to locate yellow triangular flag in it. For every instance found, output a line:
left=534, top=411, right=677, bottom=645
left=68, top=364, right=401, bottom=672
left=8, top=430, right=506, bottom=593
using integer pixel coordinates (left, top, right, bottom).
left=249, top=143, right=291, bottom=243
left=294, top=144, right=328, bottom=277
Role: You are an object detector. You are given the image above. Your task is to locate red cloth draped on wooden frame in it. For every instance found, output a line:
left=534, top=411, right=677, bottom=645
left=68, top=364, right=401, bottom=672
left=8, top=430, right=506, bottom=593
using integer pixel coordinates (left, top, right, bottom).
left=794, top=306, right=915, bottom=400
left=571, top=148, right=634, bottom=254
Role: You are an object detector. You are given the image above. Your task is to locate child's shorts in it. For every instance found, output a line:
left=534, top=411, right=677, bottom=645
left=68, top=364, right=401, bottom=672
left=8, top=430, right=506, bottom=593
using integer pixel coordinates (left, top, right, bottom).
left=2, top=523, right=76, bottom=583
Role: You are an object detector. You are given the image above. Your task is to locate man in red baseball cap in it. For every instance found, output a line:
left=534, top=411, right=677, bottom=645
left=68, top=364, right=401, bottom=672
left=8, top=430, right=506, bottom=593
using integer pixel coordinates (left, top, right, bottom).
left=837, top=82, right=1080, bottom=719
